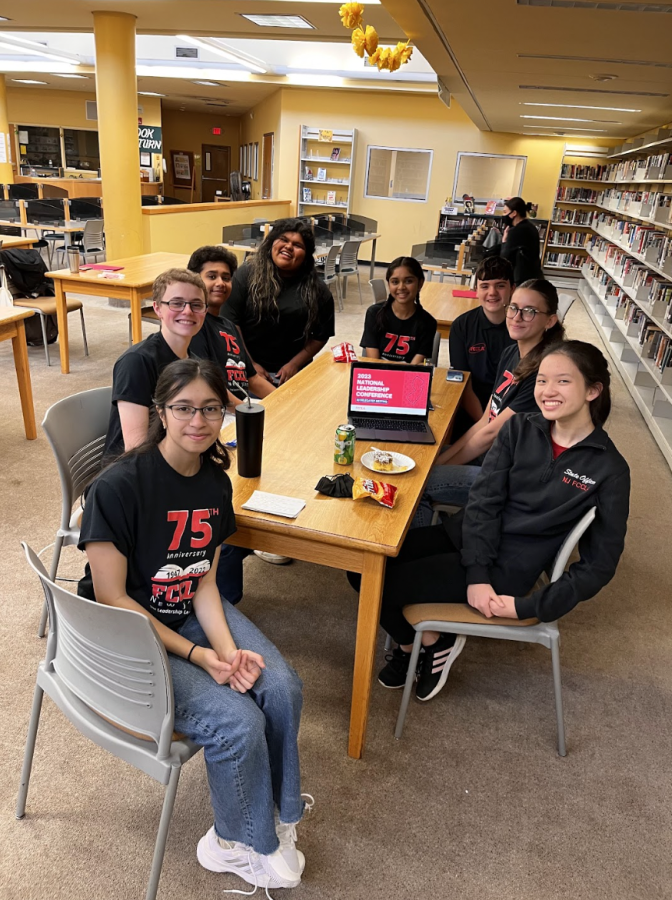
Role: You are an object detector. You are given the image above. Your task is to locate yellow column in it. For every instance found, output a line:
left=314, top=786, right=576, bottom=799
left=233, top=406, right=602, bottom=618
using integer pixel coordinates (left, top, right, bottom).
left=0, top=75, right=14, bottom=183
left=93, top=11, right=143, bottom=259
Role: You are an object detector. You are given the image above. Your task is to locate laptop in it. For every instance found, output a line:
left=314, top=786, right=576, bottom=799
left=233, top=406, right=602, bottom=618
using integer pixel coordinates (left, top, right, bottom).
left=347, top=361, right=435, bottom=444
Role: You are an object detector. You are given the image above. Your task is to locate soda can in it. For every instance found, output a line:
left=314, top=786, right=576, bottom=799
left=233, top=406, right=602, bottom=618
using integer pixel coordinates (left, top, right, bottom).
left=334, top=423, right=356, bottom=466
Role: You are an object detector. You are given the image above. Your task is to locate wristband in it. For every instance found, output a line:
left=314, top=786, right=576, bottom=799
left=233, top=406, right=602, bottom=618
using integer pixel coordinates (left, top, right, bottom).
left=187, top=643, right=197, bottom=663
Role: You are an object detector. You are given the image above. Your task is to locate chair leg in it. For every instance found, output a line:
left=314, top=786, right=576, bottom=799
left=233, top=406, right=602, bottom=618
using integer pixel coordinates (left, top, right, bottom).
left=384, top=632, right=393, bottom=651
left=128, top=314, right=133, bottom=347
left=38, top=313, right=50, bottom=366
left=16, top=683, right=45, bottom=819
left=356, top=267, right=363, bottom=305
left=335, top=276, right=343, bottom=312
left=145, top=765, right=182, bottom=900
left=79, top=307, right=89, bottom=357
left=395, top=631, right=423, bottom=739
left=550, top=635, right=567, bottom=757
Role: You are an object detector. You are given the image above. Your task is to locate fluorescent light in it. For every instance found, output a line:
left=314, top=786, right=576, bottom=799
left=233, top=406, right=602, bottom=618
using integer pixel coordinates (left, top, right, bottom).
left=0, top=16, right=11, bottom=21
left=12, top=78, right=48, bottom=84
left=520, top=114, right=620, bottom=123
left=138, top=91, right=165, bottom=97
left=137, top=65, right=252, bottom=83
left=193, top=80, right=220, bottom=86
left=286, top=73, right=345, bottom=88
left=240, top=14, right=314, bottom=28
left=0, top=34, right=81, bottom=64
left=522, top=102, right=641, bottom=112
left=55, top=73, right=89, bottom=79
left=523, top=125, right=608, bottom=132
left=177, top=35, right=267, bottom=73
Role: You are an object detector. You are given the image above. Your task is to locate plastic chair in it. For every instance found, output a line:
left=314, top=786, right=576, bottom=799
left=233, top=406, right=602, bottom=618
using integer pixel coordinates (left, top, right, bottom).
left=430, top=331, right=441, bottom=367
left=56, top=219, right=105, bottom=265
left=557, top=293, right=575, bottom=323
left=38, top=386, right=112, bottom=637
left=17, top=543, right=201, bottom=900
left=369, top=278, right=387, bottom=304
left=394, top=507, right=597, bottom=756
left=337, top=239, right=363, bottom=304
left=322, top=244, right=343, bottom=312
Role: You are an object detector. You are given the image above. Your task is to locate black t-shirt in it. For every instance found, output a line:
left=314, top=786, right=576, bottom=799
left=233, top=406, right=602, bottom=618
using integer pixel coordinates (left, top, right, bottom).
left=226, top=262, right=335, bottom=372
left=360, top=302, right=437, bottom=363
left=191, top=313, right=255, bottom=400
left=501, top=219, right=543, bottom=285
left=449, top=307, right=515, bottom=408
left=488, top=344, right=538, bottom=422
left=78, top=447, right=237, bottom=629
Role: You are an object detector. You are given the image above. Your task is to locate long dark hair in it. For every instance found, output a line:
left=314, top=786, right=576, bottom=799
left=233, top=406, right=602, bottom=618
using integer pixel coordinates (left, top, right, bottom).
left=540, top=340, right=612, bottom=426
left=505, top=197, right=532, bottom=219
left=247, top=218, right=321, bottom=336
left=124, top=359, right=230, bottom=469
left=512, top=279, right=565, bottom=382
left=376, top=256, right=426, bottom=330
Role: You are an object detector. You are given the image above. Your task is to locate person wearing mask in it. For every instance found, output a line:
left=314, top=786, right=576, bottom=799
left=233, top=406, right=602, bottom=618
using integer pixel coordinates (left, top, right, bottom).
left=500, top=197, right=543, bottom=285
left=226, top=218, right=335, bottom=385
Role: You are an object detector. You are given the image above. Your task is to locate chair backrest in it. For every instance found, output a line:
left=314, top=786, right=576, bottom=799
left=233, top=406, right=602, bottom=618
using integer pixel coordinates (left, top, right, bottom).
left=430, top=330, right=441, bottom=367
left=82, top=218, right=104, bottom=250
left=338, top=239, right=361, bottom=271
left=369, top=278, right=387, bottom=304
left=549, top=507, right=596, bottom=583
left=42, top=387, right=113, bottom=532
left=557, top=293, right=575, bottom=324
left=22, top=542, right=175, bottom=756
left=323, top=244, right=340, bottom=280
left=230, top=171, right=244, bottom=201
left=23, top=542, right=58, bottom=654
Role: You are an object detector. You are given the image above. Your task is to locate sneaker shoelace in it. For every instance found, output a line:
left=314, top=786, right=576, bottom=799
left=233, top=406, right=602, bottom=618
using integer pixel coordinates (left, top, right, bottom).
left=220, top=848, right=275, bottom=900
left=276, top=792, right=314, bottom=850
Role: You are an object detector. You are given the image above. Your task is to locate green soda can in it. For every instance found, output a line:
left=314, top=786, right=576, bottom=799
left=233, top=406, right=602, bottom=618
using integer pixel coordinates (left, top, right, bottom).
left=334, top=423, right=356, bottom=466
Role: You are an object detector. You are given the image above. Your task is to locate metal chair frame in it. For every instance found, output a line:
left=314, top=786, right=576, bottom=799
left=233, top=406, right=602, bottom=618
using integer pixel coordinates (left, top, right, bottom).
left=337, top=239, right=363, bottom=304
left=322, top=244, right=343, bottom=311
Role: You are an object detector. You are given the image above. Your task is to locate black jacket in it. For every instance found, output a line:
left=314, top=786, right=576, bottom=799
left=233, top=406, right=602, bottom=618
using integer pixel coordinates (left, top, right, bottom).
left=459, top=412, right=630, bottom=621
left=0, top=248, right=54, bottom=298
left=501, top=218, right=543, bottom=285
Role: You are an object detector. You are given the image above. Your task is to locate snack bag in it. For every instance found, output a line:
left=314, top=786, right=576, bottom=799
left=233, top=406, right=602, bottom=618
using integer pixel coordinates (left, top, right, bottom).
left=352, top=476, right=398, bottom=509
left=331, top=341, right=358, bottom=363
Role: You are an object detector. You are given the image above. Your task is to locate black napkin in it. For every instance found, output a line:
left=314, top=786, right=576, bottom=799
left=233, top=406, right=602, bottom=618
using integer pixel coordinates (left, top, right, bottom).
left=315, top=474, right=355, bottom=498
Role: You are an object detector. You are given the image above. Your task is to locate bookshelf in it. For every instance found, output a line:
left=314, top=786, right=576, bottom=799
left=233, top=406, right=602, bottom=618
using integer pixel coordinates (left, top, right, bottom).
left=297, top=126, right=355, bottom=216
left=545, top=153, right=608, bottom=279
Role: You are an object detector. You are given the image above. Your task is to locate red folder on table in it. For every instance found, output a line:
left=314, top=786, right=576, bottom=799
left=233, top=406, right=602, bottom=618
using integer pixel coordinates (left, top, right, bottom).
left=452, top=289, right=477, bottom=298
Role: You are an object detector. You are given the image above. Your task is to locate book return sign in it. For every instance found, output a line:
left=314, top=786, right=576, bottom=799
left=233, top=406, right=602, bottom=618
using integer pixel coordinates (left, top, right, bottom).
left=138, top=125, right=162, bottom=153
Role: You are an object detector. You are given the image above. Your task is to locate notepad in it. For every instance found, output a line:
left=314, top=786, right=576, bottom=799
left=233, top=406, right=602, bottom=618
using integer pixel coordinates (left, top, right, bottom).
left=242, top=491, right=306, bottom=519
left=453, top=289, right=477, bottom=298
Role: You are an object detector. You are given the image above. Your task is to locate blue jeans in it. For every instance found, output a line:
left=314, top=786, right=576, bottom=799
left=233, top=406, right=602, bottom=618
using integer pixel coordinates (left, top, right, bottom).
left=412, top=464, right=482, bottom=528
left=171, top=599, right=304, bottom=854
left=216, top=543, right=252, bottom=605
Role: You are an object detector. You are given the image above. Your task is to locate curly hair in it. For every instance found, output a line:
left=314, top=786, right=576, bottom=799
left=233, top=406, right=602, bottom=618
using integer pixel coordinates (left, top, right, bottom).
left=187, top=245, right=238, bottom=277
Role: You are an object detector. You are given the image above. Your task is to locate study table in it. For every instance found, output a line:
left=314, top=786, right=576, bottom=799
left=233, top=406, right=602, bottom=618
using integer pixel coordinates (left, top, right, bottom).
left=420, top=282, right=480, bottom=340
left=0, top=220, right=89, bottom=249
left=0, top=235, right=39, bottom=251
left=0, top=306, right=37, bottom=439
left=221, top=353, right=466, bottom=758
left=47, top=251, right=188, bottom=374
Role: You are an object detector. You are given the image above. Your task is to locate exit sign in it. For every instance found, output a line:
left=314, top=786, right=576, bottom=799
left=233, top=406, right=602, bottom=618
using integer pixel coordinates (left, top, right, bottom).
left=212, top=127, right=222, bottom=135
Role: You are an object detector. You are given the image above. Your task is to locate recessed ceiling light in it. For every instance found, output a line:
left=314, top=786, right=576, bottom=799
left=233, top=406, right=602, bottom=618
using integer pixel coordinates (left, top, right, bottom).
left=590, top=73, right=618, bottom=82
left=0, top=16, right=11, bottom=21
left=55, top=74, right=89, bottom=79
left=240, top=14, right=314, bottom=28
left=193, top=80, right=220, bottom=86
left=523, top=124, right=608, bottom=132
left=12, top=78, right=48, bottom=85
left=521, top=102, right=640, bottom=112
left=520, top=114, right=620, bottom=123
left=138, top=91, right=165, bottom=97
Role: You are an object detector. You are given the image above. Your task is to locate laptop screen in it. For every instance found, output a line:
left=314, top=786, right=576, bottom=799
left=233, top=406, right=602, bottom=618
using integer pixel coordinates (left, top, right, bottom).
left=349, top=364, right=432, bottom=417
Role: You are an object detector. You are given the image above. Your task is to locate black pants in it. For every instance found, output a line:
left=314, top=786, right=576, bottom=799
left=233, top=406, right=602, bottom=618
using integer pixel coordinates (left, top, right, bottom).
left=347, top=524, right=469, bottom=646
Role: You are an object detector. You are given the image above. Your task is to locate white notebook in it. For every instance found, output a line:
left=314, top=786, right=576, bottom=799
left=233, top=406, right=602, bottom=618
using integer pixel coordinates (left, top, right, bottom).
left=241, top=491, right=306, bottom=519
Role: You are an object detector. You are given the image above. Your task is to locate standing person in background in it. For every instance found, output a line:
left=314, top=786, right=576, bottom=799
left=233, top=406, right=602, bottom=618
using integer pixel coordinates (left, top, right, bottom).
left=500, top=197, right=543, bottom=285
left=360, top=256, right=437, bottom=364
left=226, top=218, right=335, bottom=385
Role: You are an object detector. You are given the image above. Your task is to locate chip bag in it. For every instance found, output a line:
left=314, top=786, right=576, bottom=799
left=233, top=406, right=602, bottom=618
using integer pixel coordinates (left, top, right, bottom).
left=352, top=476, right=398, bottom=509
left=331, top=341, right=358, bottom=363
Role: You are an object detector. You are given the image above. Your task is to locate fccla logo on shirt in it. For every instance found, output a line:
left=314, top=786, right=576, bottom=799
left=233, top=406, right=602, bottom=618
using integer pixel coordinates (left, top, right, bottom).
left=562, top=468, right=597, bottom=492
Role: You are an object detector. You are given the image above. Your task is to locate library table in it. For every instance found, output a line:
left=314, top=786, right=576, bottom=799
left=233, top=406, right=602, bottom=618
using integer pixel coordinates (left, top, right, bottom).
left=47, top=251, right=188, bottom=374
left=421, top=282, right=480, bottom=340
left=221, top=353, right=466, bottom=758
left=0, top=235, right=39, bottom=250
left=0, top=307, right=36, bottom=439
left=0, top=220, right=89, bottom=249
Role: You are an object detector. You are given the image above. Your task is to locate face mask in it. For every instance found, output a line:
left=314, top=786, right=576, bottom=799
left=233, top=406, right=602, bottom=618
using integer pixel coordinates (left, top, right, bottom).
left=501, top=214, right=512, bottom=228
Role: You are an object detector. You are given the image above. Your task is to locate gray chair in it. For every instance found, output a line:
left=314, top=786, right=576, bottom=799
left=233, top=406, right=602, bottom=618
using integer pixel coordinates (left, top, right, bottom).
left=369, top=278, right=387, bottom=304
left=38, top=386, right=112, bottom=637
left=430, top=330, right=441, bottom=367
left=322, top=244, right=343, bottom=312
left=557, top=293, right=575, bottom=323
left=17, top=543, right=201, bottom=900
left=56, top=219, right=105, bottom=265
left=394, top=507, right=597, bottom=756
left=337, top=239, right=363, bottom=304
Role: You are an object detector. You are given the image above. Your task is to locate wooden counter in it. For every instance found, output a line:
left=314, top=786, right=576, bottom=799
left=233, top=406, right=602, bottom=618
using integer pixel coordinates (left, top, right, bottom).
left=15, top=177, right=161, bottom=199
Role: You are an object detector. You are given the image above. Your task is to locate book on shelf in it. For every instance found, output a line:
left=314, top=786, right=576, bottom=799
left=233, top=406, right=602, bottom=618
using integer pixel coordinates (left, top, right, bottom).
left=302, top=187, right=312, bottom=202
left=304, top=167, right=313, bottom=181
left=330, top=148, right=341, bottom=161
left=316, top=167, right=327, bottom=181
left=560, top=163, right=607, bottom=181
left=556, top=186, right=599, bottom=203
left=326, top=190, right=336, bottom=204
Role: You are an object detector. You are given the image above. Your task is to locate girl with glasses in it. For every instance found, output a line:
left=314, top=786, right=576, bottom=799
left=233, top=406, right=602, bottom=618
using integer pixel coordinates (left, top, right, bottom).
left=79, top=359, right=309, bottom=893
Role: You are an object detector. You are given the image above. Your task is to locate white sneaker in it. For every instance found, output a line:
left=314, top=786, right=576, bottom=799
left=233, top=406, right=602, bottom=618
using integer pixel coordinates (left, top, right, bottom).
left=275, top=793, right=314, bottom=876
left=254, top=551, right=292, bottom=565
left=197, top=826, right=302, bottom=890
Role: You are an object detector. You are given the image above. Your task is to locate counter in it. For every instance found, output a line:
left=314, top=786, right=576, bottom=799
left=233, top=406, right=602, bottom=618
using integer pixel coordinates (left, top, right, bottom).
left=15, top=177, right=161, bottom=199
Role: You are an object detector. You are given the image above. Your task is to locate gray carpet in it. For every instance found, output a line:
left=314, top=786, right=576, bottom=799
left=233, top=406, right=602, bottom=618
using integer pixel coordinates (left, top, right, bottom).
left=1, top=276, right=671, bottom=900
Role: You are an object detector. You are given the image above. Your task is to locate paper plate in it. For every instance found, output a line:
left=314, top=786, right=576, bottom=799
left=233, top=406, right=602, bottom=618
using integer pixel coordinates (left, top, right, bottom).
left=361, top=450, right=416, bottom=475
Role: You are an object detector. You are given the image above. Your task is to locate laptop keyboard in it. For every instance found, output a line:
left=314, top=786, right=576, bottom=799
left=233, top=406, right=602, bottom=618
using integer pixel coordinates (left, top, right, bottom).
left=351, top=417, right=428, bottom=432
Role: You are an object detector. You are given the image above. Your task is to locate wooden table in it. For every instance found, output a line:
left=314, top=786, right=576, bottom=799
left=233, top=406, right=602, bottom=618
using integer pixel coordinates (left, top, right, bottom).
left=47, top=251, right=188, bottom=374
left=0, top=235, right=38, bottom=250
left=0, top=307, right=36, bottom=439
left=422, top=262, right=472, bottom=285
left=222, top=353, right=466, bottom=758
left=421, top=282, right=480, bottom=340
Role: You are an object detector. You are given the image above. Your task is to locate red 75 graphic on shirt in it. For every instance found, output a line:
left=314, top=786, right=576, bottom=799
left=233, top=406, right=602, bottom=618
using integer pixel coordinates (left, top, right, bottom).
left=167, top=509, right=213, bottom=550
left=218, top=330, right=240, bottom=354
left=384, top=333, right=412, bottom=355
left=495, top=369, right=515, bottom=394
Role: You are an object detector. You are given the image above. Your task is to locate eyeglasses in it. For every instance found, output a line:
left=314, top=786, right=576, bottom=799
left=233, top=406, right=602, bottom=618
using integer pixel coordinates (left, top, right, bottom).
left=165, top=405, right=225, bottom=421
left=505, top=304, right=550, bottom=322
left=160, top=299, right=207, bottom=313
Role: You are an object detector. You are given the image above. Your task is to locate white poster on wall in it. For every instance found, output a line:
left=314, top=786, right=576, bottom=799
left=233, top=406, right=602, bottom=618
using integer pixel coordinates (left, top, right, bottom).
left=0, top=135, right=7, bottom=164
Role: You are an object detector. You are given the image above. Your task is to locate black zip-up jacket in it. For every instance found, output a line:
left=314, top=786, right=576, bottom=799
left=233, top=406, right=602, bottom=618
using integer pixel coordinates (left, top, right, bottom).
left=459, top=412, right=630, bottom=621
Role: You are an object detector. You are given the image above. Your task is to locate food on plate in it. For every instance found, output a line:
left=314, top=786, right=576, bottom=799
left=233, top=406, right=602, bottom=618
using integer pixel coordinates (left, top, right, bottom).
left=372, top=449, right=394, bottom=472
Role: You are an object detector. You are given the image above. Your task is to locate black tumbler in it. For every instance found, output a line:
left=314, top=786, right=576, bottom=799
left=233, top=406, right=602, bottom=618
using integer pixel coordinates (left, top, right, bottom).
left=235, top=401, right=265, bottom=477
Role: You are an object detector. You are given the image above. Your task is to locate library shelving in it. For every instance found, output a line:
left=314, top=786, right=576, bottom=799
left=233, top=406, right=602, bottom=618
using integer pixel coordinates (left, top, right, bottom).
left=297, top=125, right=355, bottom=217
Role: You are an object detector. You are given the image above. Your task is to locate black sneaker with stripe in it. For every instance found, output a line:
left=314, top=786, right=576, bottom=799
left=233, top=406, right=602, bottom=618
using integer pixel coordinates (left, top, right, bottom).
left=378, top=647, right=413, bottom=689
left=415, top=634, right=466, bottom=702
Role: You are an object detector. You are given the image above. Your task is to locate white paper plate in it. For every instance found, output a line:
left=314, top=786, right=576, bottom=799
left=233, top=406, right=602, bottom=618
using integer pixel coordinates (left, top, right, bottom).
left=361, top=450, right=416, bottom=475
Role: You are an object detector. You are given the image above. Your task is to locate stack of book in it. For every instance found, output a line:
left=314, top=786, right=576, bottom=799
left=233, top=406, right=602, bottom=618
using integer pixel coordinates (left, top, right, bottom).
left=546, top=251, right=584, bottom=269
left=556, top=186, right=600, bottom=203
left=548, top=230, right=588, bottom=248
left=560, top=163, right=607, bottom=181
left=552, top=208, right=594, bottom=225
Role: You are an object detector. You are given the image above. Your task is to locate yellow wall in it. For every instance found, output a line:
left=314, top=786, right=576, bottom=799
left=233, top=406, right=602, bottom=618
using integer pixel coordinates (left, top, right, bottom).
left=7, top=87, right=161, bottom=128
left=239, top=89, right=283, bottom=201
left=244, top=86, right=612, bottom=262
left=162, top=107, right=241, bottom=202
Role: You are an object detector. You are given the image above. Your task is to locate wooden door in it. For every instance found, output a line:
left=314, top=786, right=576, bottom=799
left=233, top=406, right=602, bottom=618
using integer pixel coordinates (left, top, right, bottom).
left=261, top=133, right=274, bottom=200
left=201, top=144, right=231, bottom=202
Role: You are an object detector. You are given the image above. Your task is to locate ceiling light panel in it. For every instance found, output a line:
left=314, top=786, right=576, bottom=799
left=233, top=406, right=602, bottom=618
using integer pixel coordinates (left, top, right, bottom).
left=518, top=0, right=672, bottom=11
left=520, top=84, right=668, bottom=96
left=12, top=78, right=47, bottom=84
left=523, top=124, right=609, bottom=131
left=519, top=52, right=672, bottom=68
left=240, top=14, right=315, bottom=28
left=522, top=102, right=640, bottom=111
left=520, top=114, right=621, bottom=122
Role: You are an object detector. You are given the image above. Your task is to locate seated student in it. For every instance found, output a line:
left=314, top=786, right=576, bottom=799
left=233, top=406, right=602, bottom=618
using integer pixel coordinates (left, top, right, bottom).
left=349, top=341, right=630, bottom=701
left=188, top=246, right=274, bottom=400
left=360, top=257, right=437, bottom=364
left=79, top=358, right=308, bottom=891
left=449, top=256, right=516, bottom=427
left=413, top=279, right=565, bottom=524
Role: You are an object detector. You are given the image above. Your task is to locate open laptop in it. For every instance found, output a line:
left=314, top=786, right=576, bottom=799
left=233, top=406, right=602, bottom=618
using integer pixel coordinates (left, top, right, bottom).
left=347, top=361, right=435, bottom=444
